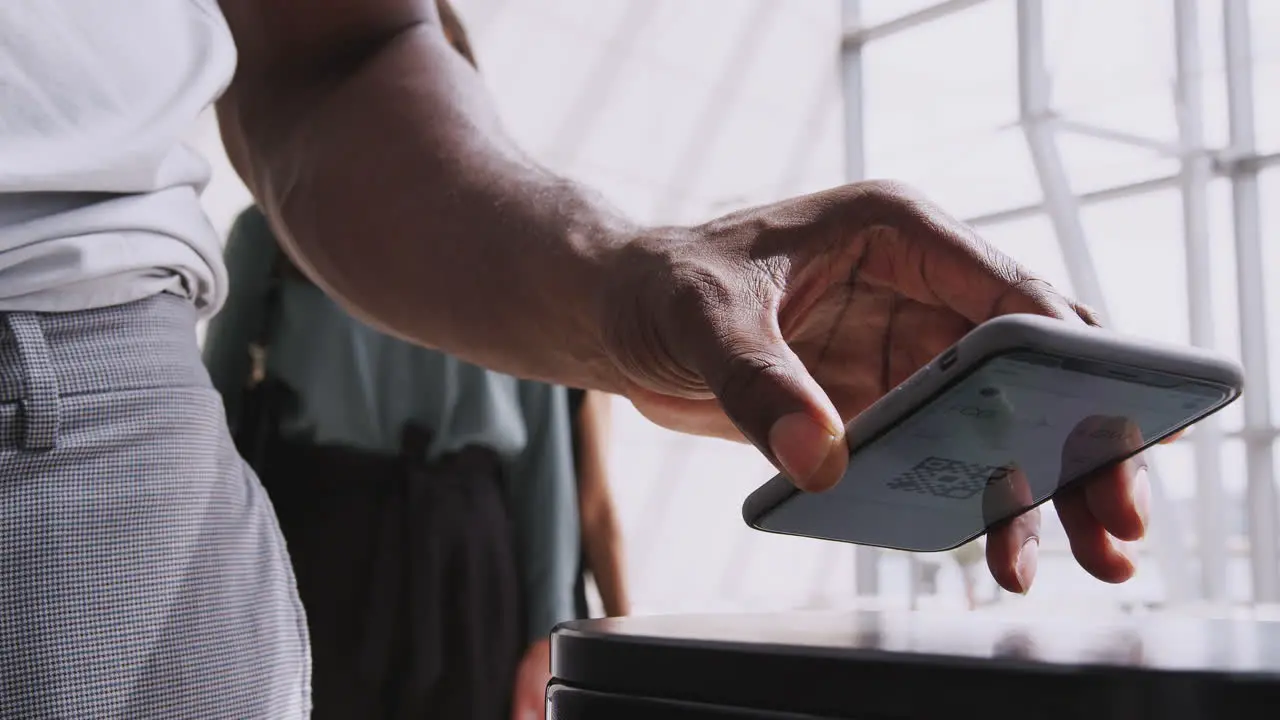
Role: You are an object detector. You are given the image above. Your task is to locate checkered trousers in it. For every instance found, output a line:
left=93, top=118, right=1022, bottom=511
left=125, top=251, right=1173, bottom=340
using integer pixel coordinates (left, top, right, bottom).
left=0, top=294, right=311, bottom=718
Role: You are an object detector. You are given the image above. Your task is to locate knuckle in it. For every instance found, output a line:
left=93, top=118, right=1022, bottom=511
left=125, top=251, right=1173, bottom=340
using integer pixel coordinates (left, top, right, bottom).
left=979, top=241, right=1025, bottom=282
left=715, top=347, right=783, bottom=400
left=991, top=265, right=1074, bottom=318
left=1009, top=273, right=1058, bottom=299
left=863, top=181, right=948, bottom=231
left=1073, top=302, right=1104, bottom=326
left=861, top=179, right=924, bottom=208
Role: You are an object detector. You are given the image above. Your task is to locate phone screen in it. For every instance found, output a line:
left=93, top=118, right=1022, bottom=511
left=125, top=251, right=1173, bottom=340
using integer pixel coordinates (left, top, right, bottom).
left=758, top=350, right=1233, bottom=551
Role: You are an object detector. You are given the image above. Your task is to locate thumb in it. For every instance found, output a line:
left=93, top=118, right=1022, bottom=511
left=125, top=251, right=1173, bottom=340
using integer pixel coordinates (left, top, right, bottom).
left=695, top=311, right=847, bottom=492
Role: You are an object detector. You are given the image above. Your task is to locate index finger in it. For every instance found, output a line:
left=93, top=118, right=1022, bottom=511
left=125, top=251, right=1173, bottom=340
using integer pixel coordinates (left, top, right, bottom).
left=859, top=182, right=1085, bottom=325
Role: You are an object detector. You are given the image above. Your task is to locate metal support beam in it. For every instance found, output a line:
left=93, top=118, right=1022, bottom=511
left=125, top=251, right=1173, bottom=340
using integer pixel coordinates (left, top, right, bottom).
left=1016, top=0, right=1106, bottom=305
left=1055, top=118, right=1183, bottom=157
left=843, top=0, right=993, bottom=47
left=1175, top=0, right=1230, bottom=603
left=542, top=0, right=662, bottom=169
left=1016, top=0, right=1193, bottom=604
left=841, top=0, right=880, bottom=598
left=965, top=174, right=1180, bottom=227
left=964, top=151, right=1280, bottom=229
left=1223, top=0, right=1280, bottom=603
left=1215, top=149, right=1280, bottom=172
left=651, top=0, right=781, bottom=222
left=1014, top=0, right=1125, bottom=316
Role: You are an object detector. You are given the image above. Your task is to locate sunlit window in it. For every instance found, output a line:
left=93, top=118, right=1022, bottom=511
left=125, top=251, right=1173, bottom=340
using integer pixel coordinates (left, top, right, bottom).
left=193, top=0, right=1280, bottom=617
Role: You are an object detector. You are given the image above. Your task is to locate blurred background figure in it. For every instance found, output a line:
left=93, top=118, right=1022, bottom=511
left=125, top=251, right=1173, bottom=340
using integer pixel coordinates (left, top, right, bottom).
left=191, top=0, right=1280, bottom=641
left=569, top=389, right=631, bottom=619
left=205, top=203, right=577, bottom=720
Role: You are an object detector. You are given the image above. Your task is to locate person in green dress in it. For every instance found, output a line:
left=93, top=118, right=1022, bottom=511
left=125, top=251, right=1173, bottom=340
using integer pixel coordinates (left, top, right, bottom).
left=203, top=6, right=576, bottom=719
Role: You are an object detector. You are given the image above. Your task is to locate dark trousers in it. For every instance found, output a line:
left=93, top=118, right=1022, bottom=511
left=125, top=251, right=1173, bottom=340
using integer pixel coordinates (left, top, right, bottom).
left=259, top=429, right=522, bottom=720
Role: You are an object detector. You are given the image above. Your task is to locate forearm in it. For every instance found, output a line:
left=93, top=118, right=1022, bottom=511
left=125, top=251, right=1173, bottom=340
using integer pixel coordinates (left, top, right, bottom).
left=218, top=21, right=633, bottom=389
left=575, top=392, right=628, bottom=614
left=582, top=519, right=630, bottom=617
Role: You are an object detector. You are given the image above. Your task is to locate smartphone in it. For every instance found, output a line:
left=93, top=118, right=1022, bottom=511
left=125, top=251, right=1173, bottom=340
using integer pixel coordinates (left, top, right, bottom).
left=742, top=314, right=1244, bottom=552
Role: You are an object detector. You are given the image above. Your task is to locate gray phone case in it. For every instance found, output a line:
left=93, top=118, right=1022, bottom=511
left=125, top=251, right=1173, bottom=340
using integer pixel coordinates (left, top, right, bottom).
left=741, top=313, right=1245, bottom=547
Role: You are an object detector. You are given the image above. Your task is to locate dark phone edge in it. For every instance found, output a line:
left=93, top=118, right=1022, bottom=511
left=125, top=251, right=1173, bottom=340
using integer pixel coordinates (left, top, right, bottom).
left=742, top=320, right=1244, bottom=551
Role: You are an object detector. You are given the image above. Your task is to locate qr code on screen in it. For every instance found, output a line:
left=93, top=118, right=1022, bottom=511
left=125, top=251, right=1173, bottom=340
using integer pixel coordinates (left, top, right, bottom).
left=886, top=456, right=1013, bottom=500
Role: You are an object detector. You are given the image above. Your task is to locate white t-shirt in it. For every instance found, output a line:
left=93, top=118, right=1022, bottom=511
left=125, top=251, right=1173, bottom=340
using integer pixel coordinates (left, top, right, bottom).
left=0, top=0, right=235, bottom=317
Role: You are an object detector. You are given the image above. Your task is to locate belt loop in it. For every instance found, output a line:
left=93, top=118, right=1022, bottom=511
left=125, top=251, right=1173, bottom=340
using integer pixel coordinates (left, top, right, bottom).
left=3, top=313, right=60, bottom=451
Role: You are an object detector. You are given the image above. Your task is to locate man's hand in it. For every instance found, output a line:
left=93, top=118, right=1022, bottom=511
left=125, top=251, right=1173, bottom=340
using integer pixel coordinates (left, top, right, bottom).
left=218, top=1, right=1167, bottom=593
left=601, top=180, right=1148, bottom=593
left=510, top=639, right=551, bottom=720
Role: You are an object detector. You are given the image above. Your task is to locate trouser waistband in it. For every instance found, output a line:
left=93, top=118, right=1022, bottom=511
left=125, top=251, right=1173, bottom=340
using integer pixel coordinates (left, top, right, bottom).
left=0, top=293, right=207, bottom=450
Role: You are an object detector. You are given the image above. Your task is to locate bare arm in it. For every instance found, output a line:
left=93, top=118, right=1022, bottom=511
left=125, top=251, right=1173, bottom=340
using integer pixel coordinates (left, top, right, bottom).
left=574, top=390, right=630, bottom=616
left=212, top=0, right=1152, bottom=596
left=216, top=0, right=631, bottom=390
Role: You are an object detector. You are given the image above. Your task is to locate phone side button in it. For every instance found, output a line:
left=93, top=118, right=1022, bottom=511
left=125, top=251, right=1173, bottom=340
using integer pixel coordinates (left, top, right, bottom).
left=896, top=373, right=924, bottom=395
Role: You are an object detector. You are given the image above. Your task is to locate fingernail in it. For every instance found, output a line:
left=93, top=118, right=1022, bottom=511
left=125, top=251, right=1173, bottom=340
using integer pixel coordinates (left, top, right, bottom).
left=769, top=412, right=841, bottom=491
left=1015, top=536, right=1039, bottom=594
left=1134, top=467, right=1151, bottom=536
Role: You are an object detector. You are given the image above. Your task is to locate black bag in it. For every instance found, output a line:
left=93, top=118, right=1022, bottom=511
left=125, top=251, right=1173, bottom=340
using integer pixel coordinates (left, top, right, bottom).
left=235, top=375, right=294, bottom=474
left=231, top=253, right=291, bottom=473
